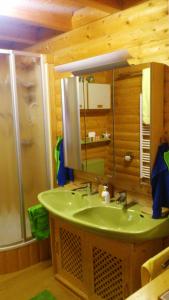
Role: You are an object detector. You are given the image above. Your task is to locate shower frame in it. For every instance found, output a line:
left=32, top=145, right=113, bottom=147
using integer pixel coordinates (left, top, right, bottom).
left=0, top=49, right=52, bottom=248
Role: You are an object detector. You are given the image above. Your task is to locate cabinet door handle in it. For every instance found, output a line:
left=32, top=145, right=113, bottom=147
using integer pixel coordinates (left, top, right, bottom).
left=97, top=104, right=103, bottom=108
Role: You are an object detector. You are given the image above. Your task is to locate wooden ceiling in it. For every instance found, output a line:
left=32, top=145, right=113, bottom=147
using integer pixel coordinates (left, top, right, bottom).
left=0, top=0, right=148, bottom=50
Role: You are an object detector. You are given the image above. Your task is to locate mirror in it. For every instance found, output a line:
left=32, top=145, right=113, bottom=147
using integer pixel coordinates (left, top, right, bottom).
left=60, top=62, right=164, bottom=185
left=79, top=71, right=114, bottom=177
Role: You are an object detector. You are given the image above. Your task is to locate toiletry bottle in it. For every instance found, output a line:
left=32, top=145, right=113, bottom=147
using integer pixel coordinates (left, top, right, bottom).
left=101, top=186, right=110, bottom=204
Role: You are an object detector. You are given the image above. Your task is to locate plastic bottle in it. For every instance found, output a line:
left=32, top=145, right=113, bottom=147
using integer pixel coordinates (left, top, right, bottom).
left=101, top=186, right=110, bottom=204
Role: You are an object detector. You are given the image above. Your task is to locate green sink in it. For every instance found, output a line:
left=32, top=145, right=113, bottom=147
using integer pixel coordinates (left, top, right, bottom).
left=38, top=189, right=88, bottom=214
left=73, top=206, right=144, bottom=229
left=73, top=206, right=169, bottom=240
left=38, top=188, right=169, bottom=242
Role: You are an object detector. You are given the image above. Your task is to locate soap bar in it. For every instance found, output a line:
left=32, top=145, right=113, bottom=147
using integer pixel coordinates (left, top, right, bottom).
left=159, top=290, right=169, bottom=300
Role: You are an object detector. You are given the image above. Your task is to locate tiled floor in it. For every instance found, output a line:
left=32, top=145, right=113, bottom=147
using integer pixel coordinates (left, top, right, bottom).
left=0, top=260, right=81, bottom=300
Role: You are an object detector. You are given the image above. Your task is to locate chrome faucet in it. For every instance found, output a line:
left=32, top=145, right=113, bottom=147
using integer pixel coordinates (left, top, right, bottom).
left=116, top=191, right=127, bottom=208
left=72, top=182, right=92, bottom=194
left=72, top=181, right=99, bottom=195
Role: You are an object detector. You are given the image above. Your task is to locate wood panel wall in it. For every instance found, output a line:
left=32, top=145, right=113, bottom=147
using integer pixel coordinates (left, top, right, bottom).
left=0, top=239, right=50, bottom=274
left=113, top=65, right=142, bottom=184
left=29, top=0, right=169, bottom=195
left=29, top=0, right=169, bottom=67
left=164, top=66, right=169, bottom=133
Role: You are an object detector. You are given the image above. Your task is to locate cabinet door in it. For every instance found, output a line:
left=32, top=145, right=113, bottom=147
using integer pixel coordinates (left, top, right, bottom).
left=88, top=83, right=111, bottom=109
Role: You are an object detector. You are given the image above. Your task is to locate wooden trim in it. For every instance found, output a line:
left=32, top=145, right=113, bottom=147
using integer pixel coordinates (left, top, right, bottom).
left=0, top=239, right=51, bottom=274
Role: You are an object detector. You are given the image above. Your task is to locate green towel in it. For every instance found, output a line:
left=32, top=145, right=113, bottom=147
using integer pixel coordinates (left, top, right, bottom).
left=30, top=290, right=56, bottom=300
left=54, top=136, right=63, bottom=177
left=28, top=204, right=50, bottom=240
left=164, top=151, right=169, bottom=170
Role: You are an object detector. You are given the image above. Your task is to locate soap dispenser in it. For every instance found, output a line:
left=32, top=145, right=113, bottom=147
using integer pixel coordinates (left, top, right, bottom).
left=101, top=186, right=110, bottom=204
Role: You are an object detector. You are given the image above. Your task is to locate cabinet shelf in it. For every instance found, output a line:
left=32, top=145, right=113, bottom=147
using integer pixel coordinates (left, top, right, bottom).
left=81, top=137, right=111, bottom=146
left=80, top=109, right=111, bottom=116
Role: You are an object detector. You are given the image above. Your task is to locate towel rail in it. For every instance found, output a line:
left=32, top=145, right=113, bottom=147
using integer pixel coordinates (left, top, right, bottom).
left=140, top=93, right=151, bottom=180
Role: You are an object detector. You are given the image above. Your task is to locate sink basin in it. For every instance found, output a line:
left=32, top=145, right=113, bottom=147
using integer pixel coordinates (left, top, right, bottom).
left=38, top=189, right=88, bottom=214
left=73, top=206, right=169, bottom=240
left=73, top=206, right=144, bottom=229
left=38, top=188, right=169, bottom=242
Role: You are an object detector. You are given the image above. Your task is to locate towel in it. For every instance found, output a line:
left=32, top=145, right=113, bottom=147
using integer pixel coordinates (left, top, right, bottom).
left=55, top=138, right=74, bottom=186
left=28, top=204, right=50, bottom=240
left=142, top=68, right=151, bottom=125
left=141, top=247, right=169, bottom=286
left=151, top=143, right=169, bottom=218
left=164, top=151, right=169, bottom=170
left=54, top=136, right=63, bottom=175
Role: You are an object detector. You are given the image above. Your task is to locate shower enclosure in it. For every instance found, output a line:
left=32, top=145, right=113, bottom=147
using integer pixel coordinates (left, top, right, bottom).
left=0, top=50, right=51, bottom=247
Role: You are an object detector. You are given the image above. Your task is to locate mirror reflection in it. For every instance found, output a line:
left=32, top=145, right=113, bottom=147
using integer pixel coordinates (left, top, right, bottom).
left=79, top=64, right=150, bottom=181
left=61, top=63, right=153, bottom=184
left=79, top=71, right=114, bottom=177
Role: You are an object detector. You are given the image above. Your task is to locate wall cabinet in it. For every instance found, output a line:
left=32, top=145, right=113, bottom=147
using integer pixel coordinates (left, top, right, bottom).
left=79, top=82, right=111, bottom=109
left=88, top=83, right=111, bottom=109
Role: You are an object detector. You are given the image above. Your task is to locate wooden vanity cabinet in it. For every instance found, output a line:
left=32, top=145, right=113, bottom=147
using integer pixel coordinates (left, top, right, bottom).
left=50, top=215, right=167, bottom=300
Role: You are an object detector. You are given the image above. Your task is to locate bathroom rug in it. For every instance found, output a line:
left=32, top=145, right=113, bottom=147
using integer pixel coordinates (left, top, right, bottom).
left=30, top=289, right=56, bottom=300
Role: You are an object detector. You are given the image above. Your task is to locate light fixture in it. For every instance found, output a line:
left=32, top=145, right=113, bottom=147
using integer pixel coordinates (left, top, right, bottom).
left=0, top=0, right=22, bottom=13
left=55, top=49, right=131, bottom=75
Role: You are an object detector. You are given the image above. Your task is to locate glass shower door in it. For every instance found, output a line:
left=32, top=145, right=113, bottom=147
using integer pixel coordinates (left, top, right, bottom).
left=15, top=54, right=49, bottom=239
left=0, top=53, right=22, bottom=246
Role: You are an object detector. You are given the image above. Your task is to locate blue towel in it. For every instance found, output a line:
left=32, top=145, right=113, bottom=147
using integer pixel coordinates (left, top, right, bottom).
left=151, top=143, right=169, bottom=218
left=57, top=139, right=74, bottom=186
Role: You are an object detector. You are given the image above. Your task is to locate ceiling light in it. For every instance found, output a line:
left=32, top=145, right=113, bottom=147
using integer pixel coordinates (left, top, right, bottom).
left=55, top=50, right=131, bottom=75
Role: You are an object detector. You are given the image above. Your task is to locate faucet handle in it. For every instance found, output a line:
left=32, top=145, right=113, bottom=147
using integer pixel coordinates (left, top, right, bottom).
left=116, top=191, right=127, bottom=203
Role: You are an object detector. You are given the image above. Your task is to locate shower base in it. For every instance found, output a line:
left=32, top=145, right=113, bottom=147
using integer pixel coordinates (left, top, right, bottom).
left=0, top=238, right=50, bottom=274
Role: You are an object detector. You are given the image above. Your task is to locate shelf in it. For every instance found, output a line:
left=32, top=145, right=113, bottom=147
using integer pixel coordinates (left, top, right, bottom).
left=80, top=109, right=111, bottom=116
left=81, top=138, right=111, bottom=146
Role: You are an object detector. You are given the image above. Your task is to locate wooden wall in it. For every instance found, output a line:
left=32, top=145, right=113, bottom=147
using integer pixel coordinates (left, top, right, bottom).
left=29, top=0, right=169, bottom=195
left=0, top=239, right=50, bottom=274
left=113, top=65, right=142, bottom=184
left=164, top=66, right=169, bottom=133
left=30, top=0, right=169, bottom=66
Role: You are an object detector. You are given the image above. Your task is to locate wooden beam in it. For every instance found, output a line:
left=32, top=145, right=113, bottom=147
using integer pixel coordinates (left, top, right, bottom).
left=77, top=0, right=122, bottom=13
left=72, top=7, right=109, bottom=28
left=0, top=40, right=28, bottom=50
left=28, top=0, right=169, bottom=66
left=0, top=34, right=34, bottom=45
left=0, top=6, right=72, bottom=32
left=28, top=0, right=167, bottom=54
left=36, top=28, right=61, bottom=42
left=121, top=0, right=149, bottom=9
left=0, top=17, right=37, bottom=45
